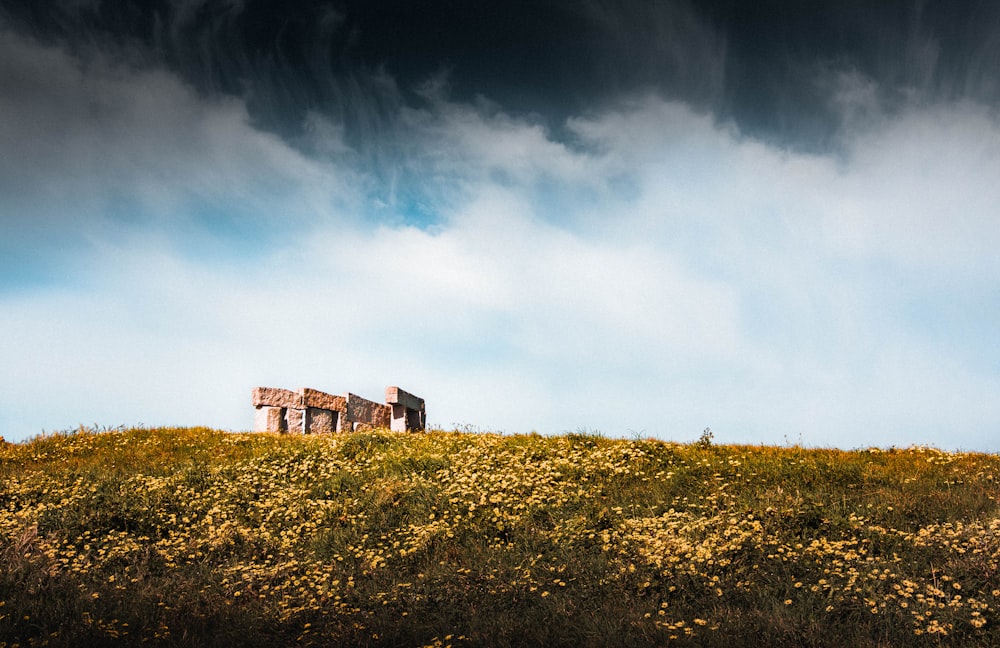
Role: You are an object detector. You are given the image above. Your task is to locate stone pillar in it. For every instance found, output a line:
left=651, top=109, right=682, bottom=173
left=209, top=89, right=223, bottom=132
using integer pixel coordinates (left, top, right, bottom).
left=252, top=387, right=303, bottom=433
left=385, top=386, right=426, bottom=431
left=305, top=407, right=337, bottom=434
left=253, top=406, right=287, bottom=433
left=285, top=408, right=305, bottom=434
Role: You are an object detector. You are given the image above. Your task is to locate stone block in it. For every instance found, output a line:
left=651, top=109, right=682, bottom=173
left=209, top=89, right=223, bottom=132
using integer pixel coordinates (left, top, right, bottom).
left=390, top=404, right=408, bottom=432
left=387, top=386, right=425, bottom=432
left=373, top=404, right=391, bottom=428
left=390, top=403, right=427, bottom=432
left=415, top=407, right=426, bottom=430
left=301, top=388, right=347, bottom=412
left=305, top=407, right=336, bottom=434
left=252, top=387, right=302, bottom=409
left=346, top=393, right=391, bottom=429
left=285, top=408, right=305, bottom=434
left=385, top=386, right=424, bottom=412
left=254, top=406, right=287, bottom=433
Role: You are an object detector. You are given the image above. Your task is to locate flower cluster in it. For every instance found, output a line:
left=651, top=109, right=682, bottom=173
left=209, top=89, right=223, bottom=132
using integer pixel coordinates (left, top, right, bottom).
left=1, top=428, right=998, bottom=646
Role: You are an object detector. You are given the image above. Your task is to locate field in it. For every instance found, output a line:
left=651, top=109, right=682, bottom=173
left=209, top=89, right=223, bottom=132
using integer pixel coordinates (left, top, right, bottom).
left=2, top=427, right=999, bottom=647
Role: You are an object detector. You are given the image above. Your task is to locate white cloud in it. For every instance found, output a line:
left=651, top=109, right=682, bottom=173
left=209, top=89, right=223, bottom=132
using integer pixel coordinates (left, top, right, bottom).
left=830, top=103, right=1000, bottom=273
left=0, top=25, right=361, bottom=264
left=2, top=29, right=1000, bottom=451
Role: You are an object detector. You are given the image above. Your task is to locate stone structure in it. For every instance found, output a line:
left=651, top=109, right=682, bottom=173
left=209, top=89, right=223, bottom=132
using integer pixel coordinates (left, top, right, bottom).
left=252, top=386, right=425, bottom=434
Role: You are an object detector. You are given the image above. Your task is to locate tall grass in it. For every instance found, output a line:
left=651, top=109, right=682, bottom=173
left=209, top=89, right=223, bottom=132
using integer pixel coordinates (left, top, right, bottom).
left=1, top=427, right=998, bottom=646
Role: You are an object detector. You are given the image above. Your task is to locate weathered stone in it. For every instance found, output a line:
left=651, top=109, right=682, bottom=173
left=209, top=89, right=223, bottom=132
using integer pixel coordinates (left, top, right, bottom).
left=301, top=388, right=347, bottom=412
left=254, top=406, right=287, bottom=433
left=252, top=385, right=425, bottom=434
left=389, top=404, right=407, bottom=432
left=386, top=386, right=425, bottom=431
left=390, top=403, right=426, bottom=432
left=252, top=387, right=302, bottom=409
left=385, top=386, right=424, bottom=412
left=414, top=406, right=426, bottom=430
left=346, top=393, right=391, bottom=428
left=305, top=407, right=336, bottom=434
left=253, top=386, right=347, bottom=414
left=373, top=404, right=391, bottom=428
left=285, top=408, right=305, bottom=434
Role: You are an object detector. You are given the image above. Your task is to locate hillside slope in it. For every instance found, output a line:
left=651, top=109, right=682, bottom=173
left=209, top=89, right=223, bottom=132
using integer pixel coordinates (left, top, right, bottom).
left=2, top=427, right=999, bottom=646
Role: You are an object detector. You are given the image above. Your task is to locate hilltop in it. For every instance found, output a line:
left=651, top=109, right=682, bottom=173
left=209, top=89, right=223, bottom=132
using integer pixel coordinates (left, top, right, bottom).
left=2, top=427, right=999, bottom=646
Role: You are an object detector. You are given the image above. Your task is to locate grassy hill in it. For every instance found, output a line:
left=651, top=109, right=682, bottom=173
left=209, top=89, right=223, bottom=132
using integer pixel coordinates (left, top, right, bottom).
left=2, top=427, right=999, bottom=647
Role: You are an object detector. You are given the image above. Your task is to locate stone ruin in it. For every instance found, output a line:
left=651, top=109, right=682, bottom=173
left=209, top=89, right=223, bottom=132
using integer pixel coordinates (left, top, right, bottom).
left=252, top=386, right=426, bottom=434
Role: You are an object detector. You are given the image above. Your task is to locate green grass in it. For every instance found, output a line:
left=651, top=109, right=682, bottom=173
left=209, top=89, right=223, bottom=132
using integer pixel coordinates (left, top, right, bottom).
left=1, top=427, right=999, bottom=646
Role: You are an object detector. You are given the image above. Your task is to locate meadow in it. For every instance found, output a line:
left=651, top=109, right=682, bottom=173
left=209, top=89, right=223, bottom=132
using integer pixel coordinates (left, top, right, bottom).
left=1, top=426, right=999, bottom=647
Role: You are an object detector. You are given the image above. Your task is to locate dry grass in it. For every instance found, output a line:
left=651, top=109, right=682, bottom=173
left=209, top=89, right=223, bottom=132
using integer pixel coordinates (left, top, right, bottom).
left=1, top=427, right=998, bottom=646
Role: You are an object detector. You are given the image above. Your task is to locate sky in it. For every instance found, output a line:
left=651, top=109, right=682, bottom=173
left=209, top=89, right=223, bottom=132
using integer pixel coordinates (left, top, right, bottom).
left=2, top=0, right=1000, bottom=450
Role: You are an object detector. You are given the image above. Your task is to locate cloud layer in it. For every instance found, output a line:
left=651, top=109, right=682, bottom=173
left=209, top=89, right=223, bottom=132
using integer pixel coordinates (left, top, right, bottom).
left=2, top=15, right=1000, bottom=450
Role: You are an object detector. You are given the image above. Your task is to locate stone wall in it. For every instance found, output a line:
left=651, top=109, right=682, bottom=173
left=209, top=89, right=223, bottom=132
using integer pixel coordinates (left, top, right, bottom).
left=252, top=386, right=425, bottom=434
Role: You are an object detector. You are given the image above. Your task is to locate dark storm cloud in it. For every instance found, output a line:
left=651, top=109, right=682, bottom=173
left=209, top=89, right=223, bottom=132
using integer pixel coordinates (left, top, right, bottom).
left=709, top=1, right=1000, bottom=147
left=3, top=0, right=999, bottom=284
left=4, top=0, right=1000, bottom=448
left=4, top=0, right=999, bottom=153
left=0, top=14, right=367, bottom=290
